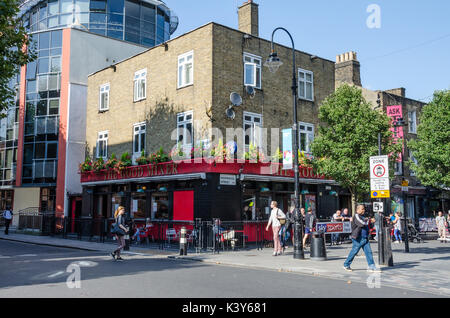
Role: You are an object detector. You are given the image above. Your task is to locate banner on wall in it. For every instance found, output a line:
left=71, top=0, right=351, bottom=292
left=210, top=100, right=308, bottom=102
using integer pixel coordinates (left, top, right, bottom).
left=386, top=105, right=404, bottom=162
left=282, top=128, right=293, bottom=170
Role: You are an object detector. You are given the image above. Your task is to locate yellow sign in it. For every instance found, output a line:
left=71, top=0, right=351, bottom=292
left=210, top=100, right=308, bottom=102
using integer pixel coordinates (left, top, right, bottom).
left=401, top=180, right=409, bottom=187
left=371, top=190, right=390, bottom=198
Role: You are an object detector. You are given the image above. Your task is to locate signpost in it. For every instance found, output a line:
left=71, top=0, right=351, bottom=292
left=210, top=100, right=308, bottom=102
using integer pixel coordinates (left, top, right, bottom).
left=370, top=155, right=390, bottom=198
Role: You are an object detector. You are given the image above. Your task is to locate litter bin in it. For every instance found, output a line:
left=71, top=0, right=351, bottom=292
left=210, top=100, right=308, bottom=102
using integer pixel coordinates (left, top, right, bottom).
left=310, top=232, right=327, bottom=261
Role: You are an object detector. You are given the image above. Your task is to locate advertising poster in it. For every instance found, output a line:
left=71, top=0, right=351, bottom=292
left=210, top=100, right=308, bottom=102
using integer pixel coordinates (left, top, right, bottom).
left=305, top=194, right=316, bottom=214
left=282, top=128, right=293, bottom=170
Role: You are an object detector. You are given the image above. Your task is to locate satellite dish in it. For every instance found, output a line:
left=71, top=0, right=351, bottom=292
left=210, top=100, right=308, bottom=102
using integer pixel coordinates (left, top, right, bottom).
left=230, top=92, right=242, bottom=107
left=245, top=85, right=256, bottom=99
left=225, top=106, right=235, bottom=120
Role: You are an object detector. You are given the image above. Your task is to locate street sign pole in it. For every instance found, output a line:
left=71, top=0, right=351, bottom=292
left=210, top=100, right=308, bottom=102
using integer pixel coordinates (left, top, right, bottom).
left=370, top=155, right=394, bottom=267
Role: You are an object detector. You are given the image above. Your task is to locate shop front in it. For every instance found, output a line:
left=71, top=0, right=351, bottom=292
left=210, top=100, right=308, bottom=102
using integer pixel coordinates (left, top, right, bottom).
left=79, top=160, right=341, bottom=239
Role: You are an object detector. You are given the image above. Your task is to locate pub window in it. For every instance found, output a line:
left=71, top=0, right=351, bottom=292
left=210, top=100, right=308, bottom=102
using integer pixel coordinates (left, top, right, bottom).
left=133, top=68, right=146, bottom=102
left=243, top=111, right=262, bottom=149
left=99, top=83, right=109, bottom=111
left=177, top=111, right=193, bottom=150
left=151, top=192, right=169, bottom=220
left=243, top=52, right=261, bottom=89
left=96, top=131, right=108, bottom=159
left=178, top=51, right=194, bottom=88
left=133, top=122, right=146, bottom=156
left=299, top=122, right=314, bottom=154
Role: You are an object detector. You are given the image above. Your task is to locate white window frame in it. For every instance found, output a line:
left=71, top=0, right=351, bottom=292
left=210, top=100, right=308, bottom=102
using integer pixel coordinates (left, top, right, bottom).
left=298, top=122, right=314, bottom=154
left=133, top=69, right=147, bottom=102
left=99, top=83, right=110, bottom=111
left=408, top=110, right=417, bottom=134
left=243, top=111, right=263, bottom=149
left=298, top=68, right=314, bottom=101
left=96, top=131, right=108, bottom=159
left=243, top=52, right=262, bottom=89
left=133, top=122, right=146, bottom=156
left=394, top=160, right=402, bottom=176
left=178, top=51, right=194, bottom=89
left=177, top=111, right=194, bottom=150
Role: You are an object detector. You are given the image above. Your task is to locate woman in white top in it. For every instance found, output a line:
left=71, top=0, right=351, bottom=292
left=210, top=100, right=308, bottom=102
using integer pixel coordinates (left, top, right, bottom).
left=266, top=201, right=286, bottom=256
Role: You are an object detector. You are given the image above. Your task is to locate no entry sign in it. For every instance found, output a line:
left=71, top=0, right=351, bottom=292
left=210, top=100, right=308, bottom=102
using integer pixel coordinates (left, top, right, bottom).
left=370, top=155, right=390, bottom=198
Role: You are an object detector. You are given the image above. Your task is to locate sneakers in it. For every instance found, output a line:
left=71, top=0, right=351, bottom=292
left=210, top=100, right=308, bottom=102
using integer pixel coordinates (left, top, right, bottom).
left=272, top=252, right=277, bottom=256
left=110, top=252, right=116, bottom=260
left=343, top=266, right=353, bottom=272
left=116, top=257, right=124, bottom=261
left=367, top=266, right=381, bottom=272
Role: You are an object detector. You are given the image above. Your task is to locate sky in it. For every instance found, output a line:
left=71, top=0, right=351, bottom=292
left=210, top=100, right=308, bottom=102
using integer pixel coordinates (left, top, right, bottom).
left=169, top=0, right=450, bottom=102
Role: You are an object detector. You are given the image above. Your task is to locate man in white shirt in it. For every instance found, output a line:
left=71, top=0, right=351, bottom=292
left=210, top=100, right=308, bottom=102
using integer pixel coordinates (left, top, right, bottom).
left=3, top=207, right=13, bottom=235
left=436, top=211, right=447, bottom=243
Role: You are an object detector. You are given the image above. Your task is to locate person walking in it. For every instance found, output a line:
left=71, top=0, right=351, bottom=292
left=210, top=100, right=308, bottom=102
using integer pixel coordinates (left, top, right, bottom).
left=266, top=201, right=285, bottom=256
left=110, top=206, right=129, bottom=261
left=343, top=205, right=380, bottom=272
left=302, top=208, right=316, bottom=249
left=3, top=207, right=13, bottom=235
left=282, top=205, right=294, bottom=250
left=393, top=212, right=403, bottom=243
left=436, top=211, right=447, bottom=243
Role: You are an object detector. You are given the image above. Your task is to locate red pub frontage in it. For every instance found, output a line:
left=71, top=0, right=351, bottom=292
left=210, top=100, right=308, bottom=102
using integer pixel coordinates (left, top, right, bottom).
left=79, top=160, right=347, bottom=232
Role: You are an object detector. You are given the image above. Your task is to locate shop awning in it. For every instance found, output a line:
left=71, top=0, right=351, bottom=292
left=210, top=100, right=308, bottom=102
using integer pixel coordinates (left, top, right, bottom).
left=81, top=172, right=206, bottom=186
left=239, top=174, right=338, bottom=185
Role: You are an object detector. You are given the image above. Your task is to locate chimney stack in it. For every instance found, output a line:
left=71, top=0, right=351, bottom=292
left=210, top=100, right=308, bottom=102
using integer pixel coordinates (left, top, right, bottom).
left=335, top=51, right=361, bottom=87
left=238, top=0, right=259, bottom=37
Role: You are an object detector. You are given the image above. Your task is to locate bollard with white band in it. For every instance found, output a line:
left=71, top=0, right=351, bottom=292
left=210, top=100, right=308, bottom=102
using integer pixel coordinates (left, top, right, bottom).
left=180, top=226, right=187, bottom=256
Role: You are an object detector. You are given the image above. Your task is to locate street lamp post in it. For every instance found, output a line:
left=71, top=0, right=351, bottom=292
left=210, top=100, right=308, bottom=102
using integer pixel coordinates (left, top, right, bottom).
left=394, top=117, right=410, bottom=253
left=264, top=27, right=304, bottom=259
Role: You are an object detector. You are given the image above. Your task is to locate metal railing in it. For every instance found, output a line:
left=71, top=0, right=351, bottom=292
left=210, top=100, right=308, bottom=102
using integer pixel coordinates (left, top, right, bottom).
left=17, top=209, right=56, bottom=235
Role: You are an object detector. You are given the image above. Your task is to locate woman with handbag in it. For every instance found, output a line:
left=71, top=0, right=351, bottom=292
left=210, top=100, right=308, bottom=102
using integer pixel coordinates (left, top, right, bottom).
left=266, top=201, right=286, bottom=256
left=111, top=206, right=129, bottom=261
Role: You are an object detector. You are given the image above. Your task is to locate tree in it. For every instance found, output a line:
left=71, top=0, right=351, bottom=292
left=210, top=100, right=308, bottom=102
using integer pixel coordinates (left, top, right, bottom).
left=0, top=0, right=35, bottom=116
left=408, top=90, right=450, bottom=189
left=311, top=84, right=402, bottom=214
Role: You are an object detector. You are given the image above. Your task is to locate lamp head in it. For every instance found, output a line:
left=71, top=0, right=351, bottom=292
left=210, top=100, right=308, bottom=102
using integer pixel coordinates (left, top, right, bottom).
left=264, top=52, right=283, bottom=73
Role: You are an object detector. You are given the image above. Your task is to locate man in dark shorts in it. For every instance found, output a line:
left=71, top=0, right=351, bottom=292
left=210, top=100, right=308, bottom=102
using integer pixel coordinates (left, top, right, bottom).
left=302, top=208, right=316, bottom=248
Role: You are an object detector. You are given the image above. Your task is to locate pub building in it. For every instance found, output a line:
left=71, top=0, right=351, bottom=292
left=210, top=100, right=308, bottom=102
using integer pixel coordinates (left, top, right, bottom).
left=80, top=160, right=345, bottom=233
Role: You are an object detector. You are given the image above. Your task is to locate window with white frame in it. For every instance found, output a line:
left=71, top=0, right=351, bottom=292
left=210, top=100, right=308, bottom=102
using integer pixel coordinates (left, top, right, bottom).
left=178, top=51, right=194, bottom=88
left=133, top=69, right=147, bottom=102
left=243, top=53, right=261, bottom=89
left=299, top=122, right=314, bottom=153
left=133, top=123, right=146, bottom=155
left=408, top=110, right=417, bottom=134
left=243, top=112, right=263, bottom=149
left=96, top=131, right=108, bottom=159
left=99, top=83, right=109, bottom=111
left=298, top=69, right=314, bottom=101
left=177, top=111, right=193, bottom=149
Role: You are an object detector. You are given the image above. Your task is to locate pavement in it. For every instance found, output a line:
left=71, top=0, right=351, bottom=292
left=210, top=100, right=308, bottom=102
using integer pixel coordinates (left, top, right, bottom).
left=1, top=229, right=450, bottom=297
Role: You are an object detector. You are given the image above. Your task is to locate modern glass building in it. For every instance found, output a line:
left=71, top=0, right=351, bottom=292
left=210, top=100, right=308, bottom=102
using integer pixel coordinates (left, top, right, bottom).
left=1, top=0, right=172, bottom=220
left=18, top=0, right=179, bottom=47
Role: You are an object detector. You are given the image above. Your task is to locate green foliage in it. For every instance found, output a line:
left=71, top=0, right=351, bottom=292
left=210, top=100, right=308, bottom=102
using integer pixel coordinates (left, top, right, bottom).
left=408, top=90, right=450, bottom=189
left=311, top=84, right=402, bottom=201
left=79, top=156, right=93, bottom=172
left=0, top=0, right=36, bottom=116
left=93, top=157, right=105, bottom=172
